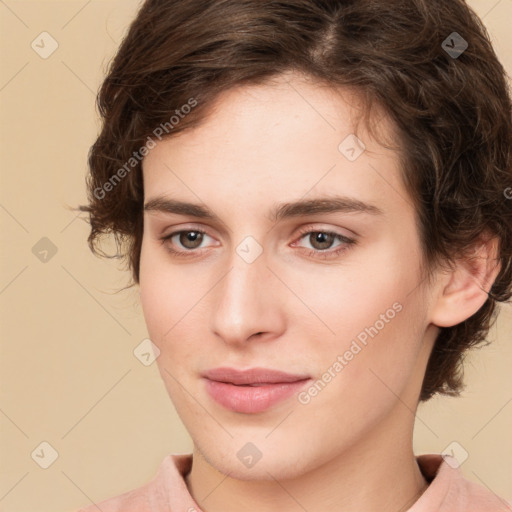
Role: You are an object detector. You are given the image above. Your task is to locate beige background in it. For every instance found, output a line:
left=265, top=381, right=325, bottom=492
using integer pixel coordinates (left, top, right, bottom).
left=0, top=1, right=511, bottom=511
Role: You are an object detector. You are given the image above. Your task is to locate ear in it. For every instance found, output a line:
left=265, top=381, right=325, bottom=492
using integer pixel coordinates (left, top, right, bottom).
left=430, top=235, right=501, bottom=328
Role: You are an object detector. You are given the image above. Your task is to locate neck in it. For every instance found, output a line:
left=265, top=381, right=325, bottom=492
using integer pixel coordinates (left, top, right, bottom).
left=185, top=405, right=429, bottom=512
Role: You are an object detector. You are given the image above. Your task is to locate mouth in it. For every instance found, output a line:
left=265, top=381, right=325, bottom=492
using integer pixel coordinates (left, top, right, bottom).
left=201, top=366, right=312, bottom=413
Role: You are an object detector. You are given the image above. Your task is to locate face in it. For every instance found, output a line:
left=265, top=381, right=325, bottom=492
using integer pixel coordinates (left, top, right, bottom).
left=139, top=72, right=438, bottom=480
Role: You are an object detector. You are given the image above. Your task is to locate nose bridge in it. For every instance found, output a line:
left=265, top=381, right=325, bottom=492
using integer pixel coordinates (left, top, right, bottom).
left=210, top=235, right=279, bottom=344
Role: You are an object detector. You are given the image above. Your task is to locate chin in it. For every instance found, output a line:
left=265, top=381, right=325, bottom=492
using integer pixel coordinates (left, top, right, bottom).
left=197, top=441, right=315, bottom=482
left=221, top=457, right=307, bottom=481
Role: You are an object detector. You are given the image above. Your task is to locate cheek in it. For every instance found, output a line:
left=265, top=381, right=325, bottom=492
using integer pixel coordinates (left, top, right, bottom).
left=138, top=253, right=195, bottom=407
left=304, top=246, right=426, bottom=400
left=139, top=240, right=178, bottom=342
left=314, top=286, right=428, bottom=424
left=139, top=241, right=205, bottom=380
left=139, top=275, right=168, bottom=341
left=305, top=248, right=420, bottom=350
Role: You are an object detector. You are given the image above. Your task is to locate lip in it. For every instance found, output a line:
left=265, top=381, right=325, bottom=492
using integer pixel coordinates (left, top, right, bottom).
left=202, top=367, right=312, bottom=413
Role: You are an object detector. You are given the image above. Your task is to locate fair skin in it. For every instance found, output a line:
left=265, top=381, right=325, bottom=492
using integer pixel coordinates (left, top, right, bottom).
left=138, top=71, right=498, bottom=512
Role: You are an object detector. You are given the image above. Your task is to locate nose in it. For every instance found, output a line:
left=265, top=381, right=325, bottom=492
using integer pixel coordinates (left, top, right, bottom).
left=209, top=245, right=285, bottom=347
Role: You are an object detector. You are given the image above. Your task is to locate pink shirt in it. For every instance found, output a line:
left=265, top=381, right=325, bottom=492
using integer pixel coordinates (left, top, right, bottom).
left=75, top=453, right=512, bottom=511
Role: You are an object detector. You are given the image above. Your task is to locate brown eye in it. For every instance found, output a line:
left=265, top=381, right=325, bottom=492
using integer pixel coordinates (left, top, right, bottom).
left=159, top=229, right=212, bottom=256
left=292, top=227, right=356, bottom=260
left=178, top=231, right=204, bottom=249
left=307, top=232, right=337, bottom=251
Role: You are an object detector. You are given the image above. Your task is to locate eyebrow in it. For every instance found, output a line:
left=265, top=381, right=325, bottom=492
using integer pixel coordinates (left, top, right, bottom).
left=144, top=195, right=383, bottom=224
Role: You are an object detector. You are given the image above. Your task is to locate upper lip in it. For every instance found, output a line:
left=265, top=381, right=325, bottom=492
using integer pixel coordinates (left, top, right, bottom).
left=202, top=367, right=311, bottom=385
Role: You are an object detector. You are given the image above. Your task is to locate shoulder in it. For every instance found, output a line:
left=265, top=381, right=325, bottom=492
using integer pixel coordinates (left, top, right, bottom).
left=452, top=471, right=512, bottom=512
left=72, top=472, right=162, bottom=512
left=72, top=453, right=194, bottom=512
left=413, top=454, right=512, bottom=512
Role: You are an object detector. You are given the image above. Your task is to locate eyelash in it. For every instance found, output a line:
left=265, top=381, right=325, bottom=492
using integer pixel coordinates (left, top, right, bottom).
left=159, top=226, right=356, bottom=260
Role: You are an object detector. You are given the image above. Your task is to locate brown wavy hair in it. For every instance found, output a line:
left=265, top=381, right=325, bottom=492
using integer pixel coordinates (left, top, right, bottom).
left=78, top=0, right=512, bottom=401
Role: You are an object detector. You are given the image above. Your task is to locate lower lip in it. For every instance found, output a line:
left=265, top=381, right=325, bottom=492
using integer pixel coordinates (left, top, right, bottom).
left=204, top=378, right=312, bottom=414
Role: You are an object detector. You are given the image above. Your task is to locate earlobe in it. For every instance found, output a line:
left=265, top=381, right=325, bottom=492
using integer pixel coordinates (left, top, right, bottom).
left=429, top=236, right=501, bottom=328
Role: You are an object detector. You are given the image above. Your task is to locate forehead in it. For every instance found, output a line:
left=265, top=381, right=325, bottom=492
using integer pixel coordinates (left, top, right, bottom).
left=147, top=73, right=379, bottom=157
left=141, top=73, right=410, bottom=220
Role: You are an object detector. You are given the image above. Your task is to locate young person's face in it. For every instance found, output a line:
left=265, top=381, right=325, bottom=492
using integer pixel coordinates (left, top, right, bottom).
left=139, top=73, right=439, bottom=479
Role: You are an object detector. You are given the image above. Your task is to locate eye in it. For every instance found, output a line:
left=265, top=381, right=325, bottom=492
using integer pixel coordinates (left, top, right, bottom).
left=159, top=228, right=215, bottom=258
left=292, top=227, right=356, bottom=259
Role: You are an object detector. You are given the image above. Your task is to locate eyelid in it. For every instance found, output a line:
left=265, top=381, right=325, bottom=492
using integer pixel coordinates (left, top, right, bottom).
left=160, top=222, right=356, bottom=240
left=160, top=223, right=216, bottom=240
left=292, top=223, right=357, bottom=240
